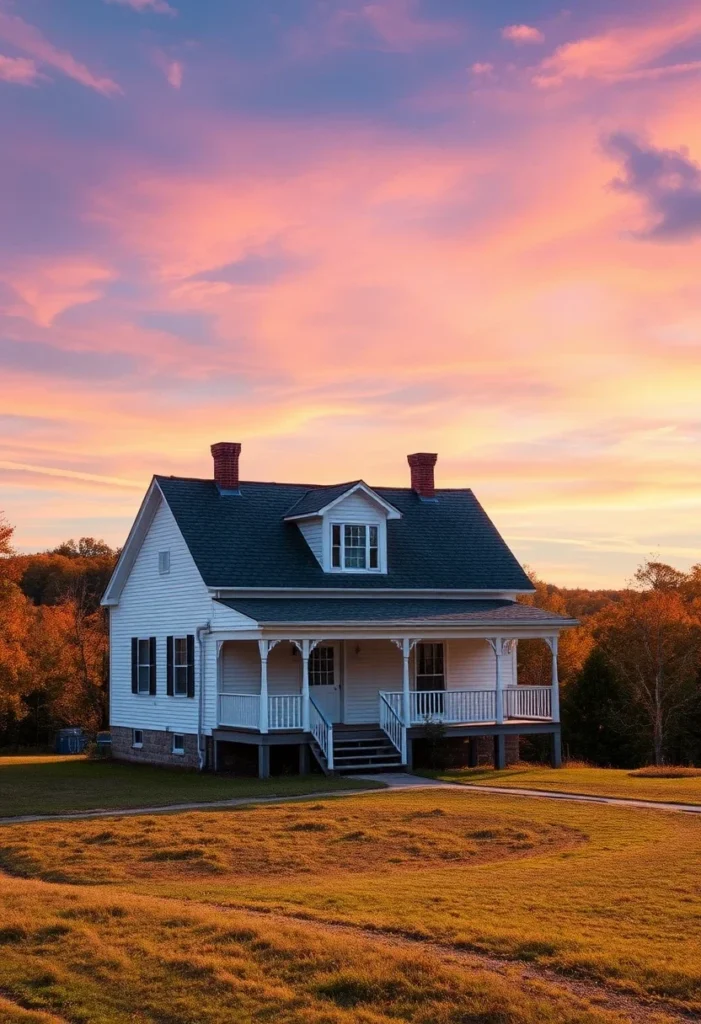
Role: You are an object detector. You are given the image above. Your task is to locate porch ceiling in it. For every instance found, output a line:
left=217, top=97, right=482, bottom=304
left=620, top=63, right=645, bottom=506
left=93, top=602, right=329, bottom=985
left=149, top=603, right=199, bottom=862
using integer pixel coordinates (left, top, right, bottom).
left=215, top=597, right=576, bottom=628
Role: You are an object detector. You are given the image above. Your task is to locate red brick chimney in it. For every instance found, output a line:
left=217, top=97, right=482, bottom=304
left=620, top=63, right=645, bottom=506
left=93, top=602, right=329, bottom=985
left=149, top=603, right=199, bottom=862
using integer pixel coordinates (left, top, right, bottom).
left=407, top=452, right=438, bottom=499
left=211, top=442, right=242, bottom=492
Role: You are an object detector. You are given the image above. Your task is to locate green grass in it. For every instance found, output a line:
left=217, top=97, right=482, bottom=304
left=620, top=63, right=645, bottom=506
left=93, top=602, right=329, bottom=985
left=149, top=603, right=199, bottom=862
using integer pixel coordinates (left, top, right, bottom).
left=1, top=789, right=699, bottom=1018
left=0, top=756, right=383, bottom=817
left=418, top=765, right=701, bottom=804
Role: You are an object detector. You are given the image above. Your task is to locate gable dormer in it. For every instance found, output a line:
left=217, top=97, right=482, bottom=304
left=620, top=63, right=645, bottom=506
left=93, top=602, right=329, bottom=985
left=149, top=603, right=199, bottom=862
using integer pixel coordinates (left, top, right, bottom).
left=284, top=482, right=401, bottom=574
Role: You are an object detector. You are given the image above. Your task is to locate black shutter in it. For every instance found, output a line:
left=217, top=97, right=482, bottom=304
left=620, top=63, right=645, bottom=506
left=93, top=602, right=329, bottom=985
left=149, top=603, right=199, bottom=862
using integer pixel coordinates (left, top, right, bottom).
left=149, top=637, right=157, bottom=695
left=186, top=634, right=195, bottom=698
left=131, top=638, right=138, bottom=694
left=166, top=636, right=174, bottom=696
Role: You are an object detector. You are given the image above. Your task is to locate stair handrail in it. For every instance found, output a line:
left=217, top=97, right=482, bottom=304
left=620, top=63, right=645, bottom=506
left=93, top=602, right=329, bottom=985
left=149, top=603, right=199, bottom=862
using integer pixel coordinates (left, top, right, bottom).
left=379, top=692, right=407, bottom=764
left=309, top=696, right=334, bottom=770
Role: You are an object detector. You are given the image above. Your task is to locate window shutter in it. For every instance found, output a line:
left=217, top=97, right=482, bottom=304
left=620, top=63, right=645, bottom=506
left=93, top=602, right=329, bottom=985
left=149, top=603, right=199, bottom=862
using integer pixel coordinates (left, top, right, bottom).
left=149, top=637, right=157, bottom=695
left=166, top=636, right=174, bottom=696
left=186, top=634, right=195, bottom=698
left=131, top=638, right=138, bottom=694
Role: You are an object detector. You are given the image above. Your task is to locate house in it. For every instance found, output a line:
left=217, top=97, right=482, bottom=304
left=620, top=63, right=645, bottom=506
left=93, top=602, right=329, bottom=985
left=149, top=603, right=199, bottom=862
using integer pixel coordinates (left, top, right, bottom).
left=102, top=443, right=576, bottom=776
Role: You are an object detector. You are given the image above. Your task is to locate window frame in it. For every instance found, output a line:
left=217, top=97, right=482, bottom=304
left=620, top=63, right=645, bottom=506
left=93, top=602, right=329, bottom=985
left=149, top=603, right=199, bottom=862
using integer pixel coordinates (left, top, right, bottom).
left=173, top=637, right=189, bottom=697
left=330, top=523, right=380, bottom=573
left=132, top=729, right=143, bottom=749
left=415, top=642, right=446, bottom=692
left=158, top=550, right=171, bottom=575
left=309, top=645, right=335, bottom=687
left=172, top=733, right=185, bottom=755
left=137, top=638, right=151, bottom=694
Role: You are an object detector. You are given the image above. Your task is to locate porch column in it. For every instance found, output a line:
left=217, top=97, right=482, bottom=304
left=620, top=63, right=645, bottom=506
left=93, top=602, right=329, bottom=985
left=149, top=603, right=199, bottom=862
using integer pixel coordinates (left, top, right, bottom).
left=258, top=639, right=269, bottom=734
left=489, top=638, right=504, bottom=724
left=547, top=635, right=560, bottom=723
left=402, top=637, right=412, bottom=727
left=301, top=638, right=311, bottom=733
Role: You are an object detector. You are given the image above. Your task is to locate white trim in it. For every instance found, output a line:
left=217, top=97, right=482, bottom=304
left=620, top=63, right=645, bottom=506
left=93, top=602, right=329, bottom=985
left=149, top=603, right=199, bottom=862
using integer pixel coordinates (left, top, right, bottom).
left=284, top=482, right=402, bottom=521
left=102, top=479, right=163, bottom=606
left=329, top=522, right=382, bottom=573
left=172, top=732, right=185, bottom=755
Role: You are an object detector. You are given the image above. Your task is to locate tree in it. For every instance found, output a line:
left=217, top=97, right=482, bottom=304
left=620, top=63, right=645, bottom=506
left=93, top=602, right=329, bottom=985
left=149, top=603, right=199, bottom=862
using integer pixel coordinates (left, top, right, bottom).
left=50, top=537, right=114, bottom=559
left=0, top=512, right=13, bottom=556
left=633, top=560, right=687, bottom=592
left=517, top=568, right=593, bottom=687
left=595, top=587, right=701, bottom=765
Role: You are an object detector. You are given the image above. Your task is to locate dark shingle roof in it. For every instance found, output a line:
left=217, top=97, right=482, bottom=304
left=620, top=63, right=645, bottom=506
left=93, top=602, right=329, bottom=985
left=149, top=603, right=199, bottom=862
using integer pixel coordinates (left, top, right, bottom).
left=156, top=477, right=534, bottom=591
left=283, top=481, right=363, bottom=518
left=216, top=598, right=573, bottom=626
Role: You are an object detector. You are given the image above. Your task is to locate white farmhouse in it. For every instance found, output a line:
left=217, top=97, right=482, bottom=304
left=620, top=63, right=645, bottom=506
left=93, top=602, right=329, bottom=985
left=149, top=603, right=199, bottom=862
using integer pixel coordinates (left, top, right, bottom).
left=102, top=444, right=575, bottom=776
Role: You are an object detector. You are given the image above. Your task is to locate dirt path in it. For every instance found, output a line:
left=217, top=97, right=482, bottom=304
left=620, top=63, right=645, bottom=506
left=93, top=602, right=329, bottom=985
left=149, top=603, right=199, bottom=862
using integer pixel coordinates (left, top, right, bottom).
left=203, top=900, right=696, bottom=1024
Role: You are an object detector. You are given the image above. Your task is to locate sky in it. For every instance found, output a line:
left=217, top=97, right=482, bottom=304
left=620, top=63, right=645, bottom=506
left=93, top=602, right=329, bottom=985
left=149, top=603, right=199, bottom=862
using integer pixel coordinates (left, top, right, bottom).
left=1, top=0, right=701, bottom=587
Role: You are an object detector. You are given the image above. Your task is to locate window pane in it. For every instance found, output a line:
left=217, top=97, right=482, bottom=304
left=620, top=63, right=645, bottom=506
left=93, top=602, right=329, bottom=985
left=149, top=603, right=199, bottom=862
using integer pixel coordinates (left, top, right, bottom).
left=369, top=526, right=378, bottom=546
left=174, top=637, right=188, bottom=664
left=344, top=524, right=366, bottom=568
left=309, top=646, right=334, bottom=685
left=138, top=665, right=151, bottom=692
left=174, top=666, right=188, bottom=695
left=138, top=638, right=150, bottom=665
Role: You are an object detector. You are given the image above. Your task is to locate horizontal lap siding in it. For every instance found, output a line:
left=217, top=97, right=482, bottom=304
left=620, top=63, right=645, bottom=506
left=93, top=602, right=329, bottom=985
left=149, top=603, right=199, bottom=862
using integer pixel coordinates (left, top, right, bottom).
left=328, top=491, right=387, bottom=525
left=343, top=640, right=402, bottom=724
left=269, top=642, right=302, bottom=695
left=446, top=639, right=514, bottom=689
left=110, top=497, right=212, bottom=734
left=297, top=519, right=323, bottom=566
left=220, top=641, right=259, bottom=695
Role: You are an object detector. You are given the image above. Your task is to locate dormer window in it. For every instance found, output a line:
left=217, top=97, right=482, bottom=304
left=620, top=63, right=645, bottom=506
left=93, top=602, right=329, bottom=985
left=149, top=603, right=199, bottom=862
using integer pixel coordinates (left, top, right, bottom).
left=332, top=524, right=379, bottom=571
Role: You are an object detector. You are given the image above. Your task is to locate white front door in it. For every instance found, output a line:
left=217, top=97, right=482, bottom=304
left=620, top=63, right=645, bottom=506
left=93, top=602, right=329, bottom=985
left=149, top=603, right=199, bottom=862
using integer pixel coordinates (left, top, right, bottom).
left=309, top=643, right=341, bottom=722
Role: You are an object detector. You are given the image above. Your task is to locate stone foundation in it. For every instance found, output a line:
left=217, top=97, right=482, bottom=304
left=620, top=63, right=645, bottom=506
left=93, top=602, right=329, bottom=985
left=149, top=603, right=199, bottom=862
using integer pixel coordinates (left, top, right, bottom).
left=110, top=725, right=200, bottom=769
left=475, top=735, right=520, bottom=766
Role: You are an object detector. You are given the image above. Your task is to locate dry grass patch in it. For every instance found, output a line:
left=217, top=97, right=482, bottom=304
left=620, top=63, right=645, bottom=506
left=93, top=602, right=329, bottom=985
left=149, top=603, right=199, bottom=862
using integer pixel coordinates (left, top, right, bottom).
left=629, top=766, right=701, bottom=779
left=0, top=874, right=676, bottom=1024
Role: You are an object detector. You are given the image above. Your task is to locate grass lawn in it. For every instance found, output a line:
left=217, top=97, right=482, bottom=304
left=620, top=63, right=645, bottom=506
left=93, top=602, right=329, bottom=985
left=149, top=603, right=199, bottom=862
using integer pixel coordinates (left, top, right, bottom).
left=418, top=765, right=701, bottom=804
left=0, top=789, right=698, bottom=1022
left=0, top=756, right=383, bottom=817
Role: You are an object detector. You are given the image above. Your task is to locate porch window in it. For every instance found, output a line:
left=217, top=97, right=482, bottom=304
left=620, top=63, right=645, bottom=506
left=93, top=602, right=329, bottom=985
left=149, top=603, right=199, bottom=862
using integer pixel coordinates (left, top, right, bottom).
left=416, top=642, right=445, bottom=691
left=309, top=645, right=335, bottom=685
left=331, top=524, right=379, bottom=571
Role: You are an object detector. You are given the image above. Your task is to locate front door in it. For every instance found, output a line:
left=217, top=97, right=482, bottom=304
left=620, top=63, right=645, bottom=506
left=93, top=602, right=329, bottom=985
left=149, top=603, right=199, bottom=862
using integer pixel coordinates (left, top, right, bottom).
left=309, top=643, right=341, bottom=722
left=415, top=642, right=445, bottom=720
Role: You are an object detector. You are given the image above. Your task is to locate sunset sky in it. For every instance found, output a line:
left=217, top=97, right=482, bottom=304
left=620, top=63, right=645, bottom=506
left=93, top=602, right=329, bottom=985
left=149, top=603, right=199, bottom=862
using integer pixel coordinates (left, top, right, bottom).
left=2, top=0, right=701, bottom=586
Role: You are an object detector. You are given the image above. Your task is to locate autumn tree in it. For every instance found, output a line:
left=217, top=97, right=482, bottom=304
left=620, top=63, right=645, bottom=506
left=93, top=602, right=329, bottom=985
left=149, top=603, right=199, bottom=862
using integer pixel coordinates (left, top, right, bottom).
left=517, top=568, right=593, bottom=687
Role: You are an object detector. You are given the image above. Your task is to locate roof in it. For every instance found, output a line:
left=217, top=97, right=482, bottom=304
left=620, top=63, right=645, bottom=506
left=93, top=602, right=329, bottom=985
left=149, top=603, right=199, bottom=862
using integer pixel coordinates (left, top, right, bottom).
left=283, top=480, right=401, bottom=520
left=216, top=598, right=575, bottom=626
left=155, top=475, right=533, bottom=592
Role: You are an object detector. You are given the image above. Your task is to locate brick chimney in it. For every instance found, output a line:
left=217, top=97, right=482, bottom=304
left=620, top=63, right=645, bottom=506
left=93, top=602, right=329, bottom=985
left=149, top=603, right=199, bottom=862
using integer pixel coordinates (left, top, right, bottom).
left=407, top=452, right=438, bottom=499
left=211, top=442, right=242, bottom=492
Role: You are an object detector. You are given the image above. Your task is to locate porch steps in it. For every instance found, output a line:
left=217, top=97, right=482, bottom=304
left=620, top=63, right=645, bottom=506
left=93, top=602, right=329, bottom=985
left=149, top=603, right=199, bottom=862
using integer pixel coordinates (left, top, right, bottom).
left=310, top=727, right=404, bottom=775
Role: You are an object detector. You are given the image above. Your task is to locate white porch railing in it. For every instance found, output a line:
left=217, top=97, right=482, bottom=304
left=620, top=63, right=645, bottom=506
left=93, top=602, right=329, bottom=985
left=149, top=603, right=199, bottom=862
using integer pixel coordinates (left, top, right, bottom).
left=505, top=685, right=551, bottom=719
left=218, top=693, right=303, bottom=730
left=310, top=697, right=334, bottom=770
left=379, top=693, right=406, bottom=762
left=380, top=687, right=553, bottom=726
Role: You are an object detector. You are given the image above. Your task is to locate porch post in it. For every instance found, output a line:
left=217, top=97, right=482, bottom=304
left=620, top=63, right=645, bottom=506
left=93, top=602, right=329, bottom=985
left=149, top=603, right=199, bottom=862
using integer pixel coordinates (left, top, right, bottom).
left=548, top=635, right=560, bottom=723
left=301, top=638, right=311, bottom=733
left=490, top=637, right=504, bottom=725
left=402, top=637, right=412, bottom=727
left=258, top=639, right=269, bottom=734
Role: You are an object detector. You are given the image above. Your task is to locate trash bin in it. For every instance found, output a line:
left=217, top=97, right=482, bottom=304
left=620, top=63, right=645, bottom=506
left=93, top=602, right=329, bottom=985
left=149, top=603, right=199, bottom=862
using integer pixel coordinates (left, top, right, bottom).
left=55, top=728, right=88, bottom=755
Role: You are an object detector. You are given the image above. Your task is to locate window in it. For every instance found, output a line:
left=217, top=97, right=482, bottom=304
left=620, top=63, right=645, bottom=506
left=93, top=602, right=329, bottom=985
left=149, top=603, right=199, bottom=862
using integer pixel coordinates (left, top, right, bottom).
left=137, top=638, right=151, bottom=693
left=415, top=642, right=445, bottom=691
left=158, top=550, right=171, bottom=575
left=331, top=524, right=379, bottom=571
left=173, top=637, right=188, bottom=696
left=309, top=646, right=335, bottom=686
left=172, top=733, right=185, bottom=755
left=132, top=729, right=143, bottom=748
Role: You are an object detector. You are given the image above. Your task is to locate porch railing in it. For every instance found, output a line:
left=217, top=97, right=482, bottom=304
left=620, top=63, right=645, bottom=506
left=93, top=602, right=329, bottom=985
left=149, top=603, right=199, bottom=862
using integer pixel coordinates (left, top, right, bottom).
left=505, top=685, right=551, bottom=719
left=218, top=693, right=303, bottom=730
left=380, top=687, right=553, bottom=726
left=310, top=697, right=333, bottom=770
left=379, top=692, right=406, bottom=762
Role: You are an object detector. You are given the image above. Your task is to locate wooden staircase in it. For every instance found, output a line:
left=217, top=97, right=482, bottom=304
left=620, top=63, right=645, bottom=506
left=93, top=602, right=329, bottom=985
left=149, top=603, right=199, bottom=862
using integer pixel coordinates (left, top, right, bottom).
left=310, top=725, right=404, bottom=775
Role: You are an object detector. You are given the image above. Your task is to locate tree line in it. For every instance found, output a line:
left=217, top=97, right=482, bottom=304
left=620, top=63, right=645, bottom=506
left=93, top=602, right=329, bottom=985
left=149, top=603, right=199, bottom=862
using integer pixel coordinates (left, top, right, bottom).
left=1, top=509, right=700, bottom=764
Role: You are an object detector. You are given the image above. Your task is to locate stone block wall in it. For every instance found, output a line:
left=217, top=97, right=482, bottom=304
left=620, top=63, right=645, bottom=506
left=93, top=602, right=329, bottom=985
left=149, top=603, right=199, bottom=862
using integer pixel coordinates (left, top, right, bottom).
left=111, top=726, right=199, bottom=769
left=475, top=735, right=520, bottom=766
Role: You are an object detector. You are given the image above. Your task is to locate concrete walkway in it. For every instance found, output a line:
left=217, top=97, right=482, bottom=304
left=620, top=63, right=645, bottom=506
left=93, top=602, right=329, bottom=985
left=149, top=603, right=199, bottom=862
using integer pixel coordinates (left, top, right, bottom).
left=355, top=773, right=701, bottom=814
left=1, top=774, right=699, bottom=826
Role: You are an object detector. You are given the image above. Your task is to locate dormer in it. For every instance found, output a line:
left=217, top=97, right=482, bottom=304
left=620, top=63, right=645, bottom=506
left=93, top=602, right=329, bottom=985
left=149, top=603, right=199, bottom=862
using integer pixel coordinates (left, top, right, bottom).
left=284, top=482, right=401, bottom=574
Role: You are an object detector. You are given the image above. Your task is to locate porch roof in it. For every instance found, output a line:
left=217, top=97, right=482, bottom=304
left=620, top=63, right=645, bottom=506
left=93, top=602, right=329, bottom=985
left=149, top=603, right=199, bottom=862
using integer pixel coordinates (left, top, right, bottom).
left=215, top=597, right=576, bottom=628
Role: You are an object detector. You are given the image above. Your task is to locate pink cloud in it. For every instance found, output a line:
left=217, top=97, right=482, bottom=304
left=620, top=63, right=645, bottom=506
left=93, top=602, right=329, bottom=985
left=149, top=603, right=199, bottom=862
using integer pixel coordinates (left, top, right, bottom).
left=533, top=8, right=701, bottom=88
left=105, top=0, right=176, bottom=13
left=470, top=62, right=494, bottom=76
left=0, top=54, right=42, bottom=85
left=0, top=12, right=121, bottom=95
left=153, top=50, right=183, bottom=88
left=502, top=24, right=544, bottom=45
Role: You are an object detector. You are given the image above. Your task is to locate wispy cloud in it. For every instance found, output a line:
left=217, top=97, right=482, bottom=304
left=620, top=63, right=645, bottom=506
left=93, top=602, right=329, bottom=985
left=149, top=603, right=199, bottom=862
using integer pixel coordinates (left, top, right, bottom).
left=605, top=132, right=701, bottom=242
left=0, top=12, right=121, bottom=95
left=153, top=49, right=183, bottom=88
left=0, top=53, right=41, bottom=85
left=105, top=0, right=176, bottom=13
left=502, top=24, right=544, bottom=45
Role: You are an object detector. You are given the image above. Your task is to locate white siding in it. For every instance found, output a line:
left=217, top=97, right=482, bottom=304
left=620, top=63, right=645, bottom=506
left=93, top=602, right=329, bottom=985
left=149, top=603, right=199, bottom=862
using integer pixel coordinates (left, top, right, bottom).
left=343, top=640, right=402, bottom=724
left=269, top=642, right=302, bottom=695
left=219, top=640, right=302, bottom=698
left=109, top=496, right=212, bottom=734
left=297, top=518, right=323, bottom=566
left=445, top=639, right=513, bottom=689
left=327, top=491, right=387, bottom=524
